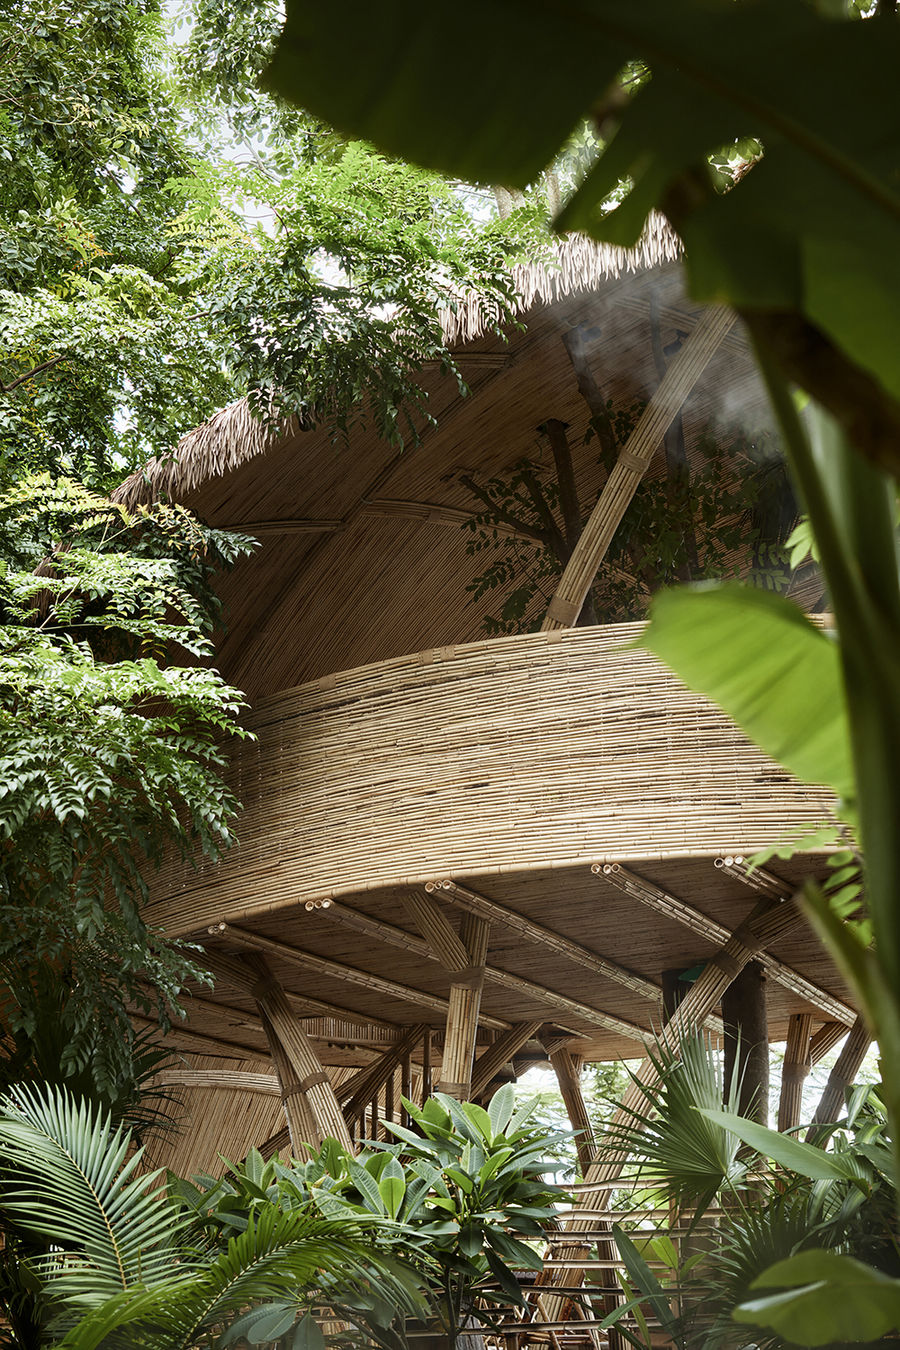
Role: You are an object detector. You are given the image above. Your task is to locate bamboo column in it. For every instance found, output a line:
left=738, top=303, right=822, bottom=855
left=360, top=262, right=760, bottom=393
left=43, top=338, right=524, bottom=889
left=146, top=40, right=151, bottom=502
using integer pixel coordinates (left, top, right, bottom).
left=470, top=1020, right=543, bottom=1100
left=541, top=306, right=735, bottom=630
left=539, top=891, right=803, bottom=1318
left=722, top=961, right=769, bottom=1124
left=809, top=1013, right=872, bottom=1129
left=777, top=1013, right=813, bottom=1133
left=437, top=912, right=491, bottom=1098
left=544, top=1043, right=595, bottom=1178
left=244, top=954, right=355, bottom=1154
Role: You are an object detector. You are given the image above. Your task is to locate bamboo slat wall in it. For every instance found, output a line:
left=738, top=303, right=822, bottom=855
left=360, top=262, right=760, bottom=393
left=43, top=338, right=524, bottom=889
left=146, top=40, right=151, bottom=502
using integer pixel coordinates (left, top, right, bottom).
left=145, top=623, right=834, bottom=940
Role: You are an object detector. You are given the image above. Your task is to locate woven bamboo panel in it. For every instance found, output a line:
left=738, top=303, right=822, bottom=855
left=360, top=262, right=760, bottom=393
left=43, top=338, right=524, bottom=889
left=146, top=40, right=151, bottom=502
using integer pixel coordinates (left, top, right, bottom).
left=145, top=622, right=834, bottom=940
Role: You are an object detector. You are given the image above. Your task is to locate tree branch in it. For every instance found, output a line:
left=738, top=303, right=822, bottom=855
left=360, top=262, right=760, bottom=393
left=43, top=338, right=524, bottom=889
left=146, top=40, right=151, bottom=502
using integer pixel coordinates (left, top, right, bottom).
left=561, top=325, right=617, bottom=460
left=517, top=465, right=569, bottom=562
left=1, top=354, right=65, bottom=394
left=458, top=474, right=552, bottom=547
left=540, top=418, right=582, bottom=550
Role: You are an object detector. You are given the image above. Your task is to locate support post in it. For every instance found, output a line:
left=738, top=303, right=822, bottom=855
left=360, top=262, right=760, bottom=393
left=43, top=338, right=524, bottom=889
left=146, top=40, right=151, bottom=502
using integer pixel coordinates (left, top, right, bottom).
left=722, top=960, right=769, bottom=1124
left=777, top=1013, right=812, bottom=1133
left=437, top=912, right=490, bottom=1099
left=544, top=1043, right=595, bottom=1178
left=245, top=954, right=355, bottom=1154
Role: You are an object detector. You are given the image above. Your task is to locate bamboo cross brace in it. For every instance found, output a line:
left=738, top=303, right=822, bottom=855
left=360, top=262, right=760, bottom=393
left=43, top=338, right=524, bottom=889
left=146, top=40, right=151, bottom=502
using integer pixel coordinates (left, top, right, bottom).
left=777, top=1012, right=813, bottom=1133
left=439, top=912, right=490, bottom=1098
left=403, top=890, right=471, bottom=971
left=809, top=1013, right=872, bottom=1130
left=543, top=1043, right=596, bottom=1179
left=341, top=1023, right=428, bottom=1122
left=470, top=1020, right=544, bottom=1100
left=317, top=894, right=649, bottom=1041
left=541, top=306, right=735, bottom=629
left=221, top=923, right=509, bottom=1030
left=245, top=953, right=356, bottom=1154
left=810, top=1020, right=846, bottom=1064
left=595, top=863, right=855, bottom=1025
left=540, top=889, right=803, bottom=1315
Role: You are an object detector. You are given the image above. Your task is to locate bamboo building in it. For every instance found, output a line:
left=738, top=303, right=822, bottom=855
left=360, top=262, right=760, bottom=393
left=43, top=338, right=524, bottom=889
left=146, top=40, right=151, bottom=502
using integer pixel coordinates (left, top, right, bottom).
left=120, top=233, right=862, bottom=1260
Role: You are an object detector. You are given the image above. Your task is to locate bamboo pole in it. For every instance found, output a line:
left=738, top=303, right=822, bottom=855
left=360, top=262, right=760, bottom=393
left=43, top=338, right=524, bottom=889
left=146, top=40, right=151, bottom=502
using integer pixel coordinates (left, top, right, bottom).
left=152, top=1069, right=281, bottom=1095
left=809, top=1014, right=872, bottom=1128
left=722, top=961, right=769, bottom=1125
left=245, top=955, right=355, bottom=1154
left=777, top=1013, right=812, bottom=1133
left=470, top=1021, right=543, bottom=1100
left=540, top=890, right=803, bottom=1317
left=810, top=1020, right=846, bottom=1064
left=319, top=893, right=648, bottom=1040
left=545, top=1045, right=595, bottom=1178
left=342, top=1023, right=428, bottom=1122
left=221, top=923, right=509, bottom=1030
left=541, top=307, right=735, bottom=629
left=596, top=863, right=854, bottom=1025
left=403, top=891, right=471, bottom=970
left=202, top=949, right=400, bottom=1032
left=438, top=912, right=490, bottom=1099
left=424, top=879, right=659, bottom=1004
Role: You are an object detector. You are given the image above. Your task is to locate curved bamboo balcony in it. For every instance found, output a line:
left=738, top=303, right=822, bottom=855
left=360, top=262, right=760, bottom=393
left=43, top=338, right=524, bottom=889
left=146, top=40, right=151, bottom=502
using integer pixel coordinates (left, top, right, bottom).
left=147, top=622, right=832, bottom=940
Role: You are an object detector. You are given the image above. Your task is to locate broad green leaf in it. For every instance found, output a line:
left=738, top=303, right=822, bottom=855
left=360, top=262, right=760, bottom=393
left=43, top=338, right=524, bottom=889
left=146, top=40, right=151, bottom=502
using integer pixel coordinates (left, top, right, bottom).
left=377, top=1158, right=406, bottom=1219
left=639, top=583, right=854, bottom=802
left=612, top=1226, right=680, bottom=1340
left=697, top=1108, right=867, bottom=1183
left=292, top=1313, right=327, bottom=1350
left=487, top=1083, right=515, bottom=1138
left=735, top=1250, right=900, bottom=1345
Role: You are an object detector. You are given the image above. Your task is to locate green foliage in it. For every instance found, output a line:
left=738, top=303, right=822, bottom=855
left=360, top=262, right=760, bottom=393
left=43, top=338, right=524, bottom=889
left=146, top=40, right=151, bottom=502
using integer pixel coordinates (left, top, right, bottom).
left=192, top=1090, right=569, bottom=1347
left=0, top=1083, right=414, bottom=1350
left=596, top=1034, right=899, bottom=1349
left=0, top=475, right=254, bottom=1102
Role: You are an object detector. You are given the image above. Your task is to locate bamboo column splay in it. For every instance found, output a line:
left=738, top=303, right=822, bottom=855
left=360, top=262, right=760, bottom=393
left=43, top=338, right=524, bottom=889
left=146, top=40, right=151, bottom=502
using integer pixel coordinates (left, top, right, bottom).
left=810, top=1013, right=872, bottom=1129
left=437, top=912, right=490, bottom=1098
left=541, top=306, right=735, bottom=629
left=470, top=1021, right=543, bottom=1100
left=777, top=1013, right=812, bottom=1132
left=540, top=889, right=803, bottom=1318
left=244, top=953, right=355, bottom=1154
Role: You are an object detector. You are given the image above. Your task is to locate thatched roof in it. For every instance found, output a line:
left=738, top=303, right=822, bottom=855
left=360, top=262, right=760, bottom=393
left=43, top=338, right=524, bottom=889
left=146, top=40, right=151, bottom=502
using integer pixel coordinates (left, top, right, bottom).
left=115, top=225, right=680, bottom=512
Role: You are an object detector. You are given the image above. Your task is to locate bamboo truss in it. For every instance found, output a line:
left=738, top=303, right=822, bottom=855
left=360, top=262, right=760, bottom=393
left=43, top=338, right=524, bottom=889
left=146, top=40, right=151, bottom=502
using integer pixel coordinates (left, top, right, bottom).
left=596, top=863, right=853, bottom=1024
left=540, top=890, right=804, bottom=1316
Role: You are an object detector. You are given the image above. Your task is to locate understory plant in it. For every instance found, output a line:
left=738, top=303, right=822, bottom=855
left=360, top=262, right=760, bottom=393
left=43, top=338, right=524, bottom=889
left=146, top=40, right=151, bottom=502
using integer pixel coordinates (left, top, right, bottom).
left=0, top=1081, right=424, bottom=1350
left=183, top=1087, right=569, bottom=1349
left=597, top=1034, right=898, bottom=1350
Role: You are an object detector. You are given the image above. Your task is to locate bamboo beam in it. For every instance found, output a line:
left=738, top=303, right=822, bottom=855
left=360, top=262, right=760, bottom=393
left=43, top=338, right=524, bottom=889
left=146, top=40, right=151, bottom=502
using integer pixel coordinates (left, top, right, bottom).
left=152, top=1069, right=281, bottom=1095
left=810, top=1020, right=846, bottom=1064
left=809, top=1014, right=872, bottom=1128
left=544, top=1043, right=595, bottom=1178
left=132, top=1011, right=267, bottom=1060
left=424, top=879, right=660, bottom=1004
left=202, top=949, right=401, bottom=1033
left=540, top=890, right=803, bottom=1316
left=595, top=863, right=855, bottom=1025
left=319, top=894, right=649, bottom=1040
left=470, top=1021, right=544, bottom=1100
left=244, top=954, right=355, bottom=1154
left=541, top=306, right=735, bottom=629
left=439, top=912, right=490, bottom=1098
left=220, top=923, right=509, bottom=1031
left=777, top=1012, right=812, bottom=1133
left=342, top=1023, right=428, bottom=1121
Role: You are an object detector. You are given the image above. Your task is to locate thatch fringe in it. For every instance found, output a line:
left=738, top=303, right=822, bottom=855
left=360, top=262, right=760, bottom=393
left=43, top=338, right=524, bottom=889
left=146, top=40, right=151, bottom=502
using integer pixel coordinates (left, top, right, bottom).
left=113, top=221, right=681, bottom=511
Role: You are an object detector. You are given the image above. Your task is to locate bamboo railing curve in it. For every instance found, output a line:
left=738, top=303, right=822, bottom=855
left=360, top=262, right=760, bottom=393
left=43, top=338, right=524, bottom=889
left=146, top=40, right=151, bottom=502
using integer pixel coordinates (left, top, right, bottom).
left=144, top=622, right=835, bottom=938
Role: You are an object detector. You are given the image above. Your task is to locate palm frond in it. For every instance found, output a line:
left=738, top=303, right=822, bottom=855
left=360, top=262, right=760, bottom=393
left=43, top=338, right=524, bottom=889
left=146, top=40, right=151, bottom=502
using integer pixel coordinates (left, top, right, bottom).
left=0, top=1082, right=182, bottom=1297
left=599, top=1031, right=746, bottom=1215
